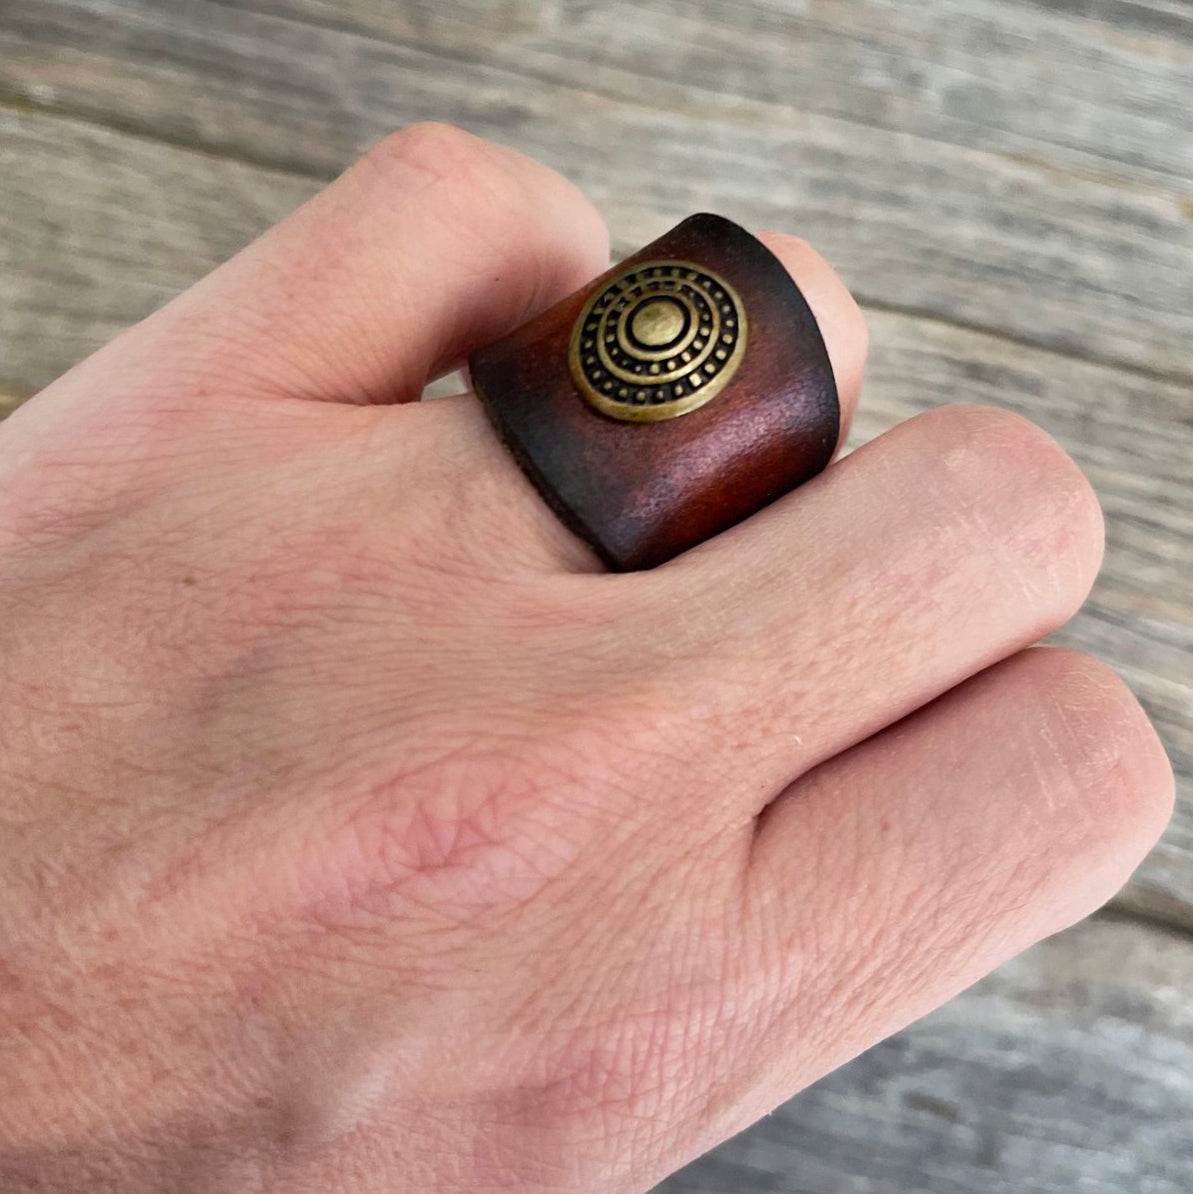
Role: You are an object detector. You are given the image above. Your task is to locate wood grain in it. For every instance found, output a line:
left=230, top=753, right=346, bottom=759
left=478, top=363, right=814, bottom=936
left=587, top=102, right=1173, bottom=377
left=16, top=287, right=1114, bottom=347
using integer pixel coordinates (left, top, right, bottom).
left=1, top=1, right=1191, bottom=1189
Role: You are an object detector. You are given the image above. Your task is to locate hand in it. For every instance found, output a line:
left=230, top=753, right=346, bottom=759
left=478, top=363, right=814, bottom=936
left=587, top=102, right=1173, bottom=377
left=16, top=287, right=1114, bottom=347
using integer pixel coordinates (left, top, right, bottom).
left=0, top=123, right=1172, bottom=1194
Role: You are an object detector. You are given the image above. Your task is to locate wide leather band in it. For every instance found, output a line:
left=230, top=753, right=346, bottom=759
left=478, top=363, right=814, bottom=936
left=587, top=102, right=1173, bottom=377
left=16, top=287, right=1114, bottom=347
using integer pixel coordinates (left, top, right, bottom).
left=468, top=213, right=840, bottom=571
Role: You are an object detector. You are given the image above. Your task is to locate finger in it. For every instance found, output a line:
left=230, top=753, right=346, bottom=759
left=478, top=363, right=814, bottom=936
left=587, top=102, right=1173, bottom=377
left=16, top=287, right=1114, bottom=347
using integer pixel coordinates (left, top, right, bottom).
left=754, top=230, right=867, bottom=445
left=41, top=123, right=611, bottom=411
left=411, top=230, right=868, bottom=572
left=729, top=648, right=1172, bottom=1127
left=632, top=404, right=1106, bottom=816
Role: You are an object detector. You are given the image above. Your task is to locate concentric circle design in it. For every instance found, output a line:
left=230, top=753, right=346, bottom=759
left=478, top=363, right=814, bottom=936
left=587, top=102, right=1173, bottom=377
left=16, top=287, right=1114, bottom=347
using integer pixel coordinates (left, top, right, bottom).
left=568, top=260, right=748, bottom=422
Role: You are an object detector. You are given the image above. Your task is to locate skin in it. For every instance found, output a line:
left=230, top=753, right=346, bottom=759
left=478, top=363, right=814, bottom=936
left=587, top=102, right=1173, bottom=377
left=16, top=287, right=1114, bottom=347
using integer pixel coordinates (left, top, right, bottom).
left=0, top=123, right=1173, bottom=1193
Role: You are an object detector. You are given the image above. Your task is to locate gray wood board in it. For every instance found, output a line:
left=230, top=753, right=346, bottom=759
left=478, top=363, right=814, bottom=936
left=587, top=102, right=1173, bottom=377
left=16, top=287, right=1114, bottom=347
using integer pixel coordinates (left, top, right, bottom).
left=253, top=0, right=1193, bottom=186
left=0, top=108, right=318, bottom=398
left=658, top=913, right=1193, bottom=1194
left=1, top=0, right=1192, bottom=383
left=62, top=0, right=1193, bottom=183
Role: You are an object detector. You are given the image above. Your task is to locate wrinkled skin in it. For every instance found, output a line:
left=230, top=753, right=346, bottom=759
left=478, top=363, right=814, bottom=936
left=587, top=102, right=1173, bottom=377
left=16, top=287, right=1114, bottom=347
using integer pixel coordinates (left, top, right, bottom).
left=0, top=124, right=1172, bottom=1193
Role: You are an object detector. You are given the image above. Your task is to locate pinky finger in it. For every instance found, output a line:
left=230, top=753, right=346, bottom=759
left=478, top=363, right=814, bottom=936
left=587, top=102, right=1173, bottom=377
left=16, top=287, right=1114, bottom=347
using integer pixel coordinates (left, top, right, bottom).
left=736, top=648, right=1171, bottom=1124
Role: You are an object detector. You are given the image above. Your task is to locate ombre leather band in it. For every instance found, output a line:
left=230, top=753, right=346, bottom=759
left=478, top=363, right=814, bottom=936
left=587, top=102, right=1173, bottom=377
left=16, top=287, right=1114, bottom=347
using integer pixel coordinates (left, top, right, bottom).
left=468, top=213, right=840, bottom=571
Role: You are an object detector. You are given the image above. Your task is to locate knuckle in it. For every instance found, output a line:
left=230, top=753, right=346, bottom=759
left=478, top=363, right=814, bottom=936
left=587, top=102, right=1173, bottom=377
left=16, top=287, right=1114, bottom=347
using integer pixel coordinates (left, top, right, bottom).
left=364, top=121, right=603, bottom=238
left=917, top=403, right=1104, bottom=615
left=358, top=124, right=534, bottom=260
left=928, top=403, right=1092, bottom=507
left=363, top=122, right=513, bottom=204
left=357, top=124, right=608, bottom=310
left=370, top=120, right=484, bottom=169
left=1018, top=647, right=1174, bottom=848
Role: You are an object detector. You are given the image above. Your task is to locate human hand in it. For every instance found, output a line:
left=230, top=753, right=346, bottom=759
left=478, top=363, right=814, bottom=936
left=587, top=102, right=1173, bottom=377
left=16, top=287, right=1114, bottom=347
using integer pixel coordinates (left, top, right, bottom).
left=0, top=123, right=1172, bottom=1193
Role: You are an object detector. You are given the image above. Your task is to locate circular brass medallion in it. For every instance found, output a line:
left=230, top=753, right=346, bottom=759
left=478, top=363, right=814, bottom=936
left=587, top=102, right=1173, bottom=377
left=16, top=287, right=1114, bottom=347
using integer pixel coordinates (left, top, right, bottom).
left=568, top=260, right=748, bottom=422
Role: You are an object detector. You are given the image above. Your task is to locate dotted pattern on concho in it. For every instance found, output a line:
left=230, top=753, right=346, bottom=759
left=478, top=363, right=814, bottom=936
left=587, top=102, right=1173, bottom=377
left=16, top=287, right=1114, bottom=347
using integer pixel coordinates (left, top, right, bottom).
left=571, top=262, right=745, bottom=416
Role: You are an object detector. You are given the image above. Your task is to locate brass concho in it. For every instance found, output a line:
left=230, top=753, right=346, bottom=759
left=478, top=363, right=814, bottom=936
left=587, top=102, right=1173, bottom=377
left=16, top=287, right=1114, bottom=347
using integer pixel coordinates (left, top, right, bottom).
left=568, top=260, right=748, bottom=422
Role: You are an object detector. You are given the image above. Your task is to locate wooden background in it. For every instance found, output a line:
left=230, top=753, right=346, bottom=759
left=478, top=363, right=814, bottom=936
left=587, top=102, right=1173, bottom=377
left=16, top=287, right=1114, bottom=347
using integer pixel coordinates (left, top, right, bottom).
left=1, top=0, right=1190, bottom=1189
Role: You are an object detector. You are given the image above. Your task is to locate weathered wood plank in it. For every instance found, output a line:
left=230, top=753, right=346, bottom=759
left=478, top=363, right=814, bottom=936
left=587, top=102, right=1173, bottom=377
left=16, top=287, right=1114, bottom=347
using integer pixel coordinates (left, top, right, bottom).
left=0, top=108, right=318, bottom=398
left=218, top=0, right=1193, bottom=186
left=1, top=107, right=1189, bottom=926
left=658, top=913, right=1193, bottom=1193
left=1, top=0, right=1192, bottom=383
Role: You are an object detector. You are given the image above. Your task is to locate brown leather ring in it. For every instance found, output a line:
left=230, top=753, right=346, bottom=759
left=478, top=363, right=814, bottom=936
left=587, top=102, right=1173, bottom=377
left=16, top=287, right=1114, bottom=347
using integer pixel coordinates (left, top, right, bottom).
left=468, top=213, right=840, bottom=571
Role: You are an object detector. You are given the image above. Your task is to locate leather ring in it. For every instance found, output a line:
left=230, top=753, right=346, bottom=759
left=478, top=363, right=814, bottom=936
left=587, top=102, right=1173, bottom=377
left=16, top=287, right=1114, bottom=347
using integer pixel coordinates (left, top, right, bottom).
left=468, top=213, right=840, bottom=571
